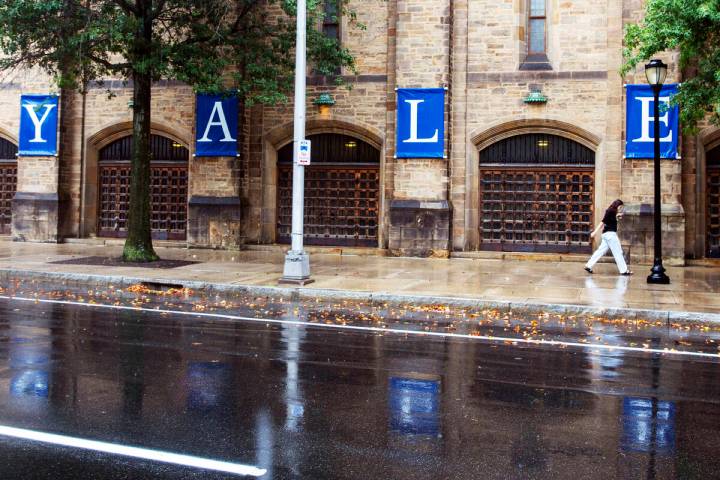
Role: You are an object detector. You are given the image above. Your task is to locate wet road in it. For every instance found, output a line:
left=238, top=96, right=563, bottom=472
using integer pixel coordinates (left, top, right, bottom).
left=0, top=292, right=719, bottom=479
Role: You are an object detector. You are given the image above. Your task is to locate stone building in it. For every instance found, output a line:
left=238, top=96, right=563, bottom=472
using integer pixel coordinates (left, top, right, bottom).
left=0, top=0, right=717, bottom=265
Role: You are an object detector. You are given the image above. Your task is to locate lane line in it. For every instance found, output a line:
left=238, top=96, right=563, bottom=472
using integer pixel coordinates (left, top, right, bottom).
left=1, top=294, right=718, bottom=360
left=0, top=425, right=266, bottom=477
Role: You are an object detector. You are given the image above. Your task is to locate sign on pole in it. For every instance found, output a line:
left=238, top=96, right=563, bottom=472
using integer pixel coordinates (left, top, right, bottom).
left=297, top=139, right=311, bottom=165
left=625, top=84, right=680, bottom=159
left=396, top=88, right=445, bottom=159
left=18, top=94, right=59, bottom=156
left=195, top=93, right=238, bottom=157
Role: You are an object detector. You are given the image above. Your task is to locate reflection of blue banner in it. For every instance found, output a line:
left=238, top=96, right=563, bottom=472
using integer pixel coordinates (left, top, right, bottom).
left=10, top=342, right=50, bottom=398
left=389, top=377, right=440, bottom=435
left=396, top=88, right=445, bottom=159
left=19, top=94, right=59, bottom=156
left=621, top=397, right=675, bottom=454
left=187, top=362, right=231, bottom=411
left=195, top=94, right=238, bottom=157
left=11, top=371, right=49, bottom=398
left=625, top=84, right=679, bottom=159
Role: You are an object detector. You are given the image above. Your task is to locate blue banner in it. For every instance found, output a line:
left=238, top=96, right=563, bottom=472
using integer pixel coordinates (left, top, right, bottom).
left=396, top=88, right=445, bottom=158
left=625, top=84, right=679, bottom=159
left=195, top=93, right=238, bottom=157
left=18, top=94, right=59, bottom=156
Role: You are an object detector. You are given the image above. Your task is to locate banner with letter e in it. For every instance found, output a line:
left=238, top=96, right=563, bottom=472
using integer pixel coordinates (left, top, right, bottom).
left=396, top=88, right=445, bottom=159
left=18, top=94, right=59, bottom=156
left=195, top=93, right=238, bottom=157
left=625, top=84, right=679, bottom=159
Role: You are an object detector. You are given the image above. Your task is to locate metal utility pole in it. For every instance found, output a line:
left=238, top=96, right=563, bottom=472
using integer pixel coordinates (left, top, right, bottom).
left=280, top=0, right=313, bottom=285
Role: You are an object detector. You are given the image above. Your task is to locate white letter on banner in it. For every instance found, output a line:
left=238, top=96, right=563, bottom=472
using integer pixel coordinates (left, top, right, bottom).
left=402, top=99, right=438, bottom=144
left=23, top=104, right=57, bottom=143
left=198, top=101, right=236, bottom=143
left=632, top=96, right=672, bottom=143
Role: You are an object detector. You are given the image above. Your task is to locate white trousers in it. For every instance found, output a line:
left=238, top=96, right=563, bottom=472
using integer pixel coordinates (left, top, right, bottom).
left=585, top=231, right=628, bottom=273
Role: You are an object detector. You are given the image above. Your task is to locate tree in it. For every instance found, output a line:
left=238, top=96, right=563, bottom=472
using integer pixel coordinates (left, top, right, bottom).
left=0, top=0, right=358, bottom=261
left=623, top=0, right=720, bottom=132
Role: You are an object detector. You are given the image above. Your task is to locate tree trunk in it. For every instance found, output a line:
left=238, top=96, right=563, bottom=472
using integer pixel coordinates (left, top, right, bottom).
left=122, top=1, right=158, bottom=262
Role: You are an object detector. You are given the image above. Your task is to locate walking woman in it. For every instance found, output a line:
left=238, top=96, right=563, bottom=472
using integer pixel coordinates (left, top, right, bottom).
left=584, top=199, right=633, bottom=275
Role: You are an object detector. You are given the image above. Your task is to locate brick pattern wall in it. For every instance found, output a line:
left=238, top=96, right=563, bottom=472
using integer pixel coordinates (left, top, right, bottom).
left=17, top=157, right=59, bottom=193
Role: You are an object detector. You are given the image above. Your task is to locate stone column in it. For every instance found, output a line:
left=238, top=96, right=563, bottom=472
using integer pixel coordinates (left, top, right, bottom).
left=187, top=156, right=243, bottom=249
left=388, top=0, right=452, bottom=257
left=12, top=155, right=60, bottom=242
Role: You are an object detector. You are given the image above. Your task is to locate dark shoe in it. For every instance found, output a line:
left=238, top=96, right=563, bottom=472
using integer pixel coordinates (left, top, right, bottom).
left=621, top=271, right=633, bottom=276
left=584, top=267, right=593, bottom=274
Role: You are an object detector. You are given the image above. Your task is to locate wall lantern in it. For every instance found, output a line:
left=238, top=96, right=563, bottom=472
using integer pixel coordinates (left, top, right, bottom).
left=523, top=90, right=548, bottom=104
left=313, top=93, right=336, bottom=116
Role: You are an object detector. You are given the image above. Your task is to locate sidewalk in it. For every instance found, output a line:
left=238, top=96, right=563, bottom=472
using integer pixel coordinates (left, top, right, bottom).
left=0, top=241, right=718, bottom=320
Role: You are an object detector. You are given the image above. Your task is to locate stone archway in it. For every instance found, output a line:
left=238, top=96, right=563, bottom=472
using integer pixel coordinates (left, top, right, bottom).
left=275, top=133, right=381, bottom=247
left=0, top=135, right=18, bottom=235
left=261, top=117, right=385, bottom=246
left=84, top=122, right=192, bottom=238
left=705, top=135, right=720, bottom=257
left=469, top=120, right=601, bottom=253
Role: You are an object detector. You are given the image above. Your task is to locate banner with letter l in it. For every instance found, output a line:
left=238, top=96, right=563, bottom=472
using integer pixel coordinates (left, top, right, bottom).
left=18, top=94, right=59, bottom=156
left=195, top=93, right=238, bottom=157
left=396, top=88, right=445, bottom=159
left=625, top=84, right=679, bottom=159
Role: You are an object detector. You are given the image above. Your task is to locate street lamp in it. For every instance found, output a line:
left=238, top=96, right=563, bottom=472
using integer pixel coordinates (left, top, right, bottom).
left=645, top=59, right=670, bottom=284
left=280, top=0, right=313, bottom=285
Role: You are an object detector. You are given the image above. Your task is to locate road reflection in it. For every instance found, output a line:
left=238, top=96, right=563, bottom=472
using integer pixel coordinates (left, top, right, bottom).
left=0, top=299, right=718, bottom=479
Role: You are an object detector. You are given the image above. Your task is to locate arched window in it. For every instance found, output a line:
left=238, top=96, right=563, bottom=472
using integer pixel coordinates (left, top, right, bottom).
left=0, top=137, right=17, bottom=235
left=98, top=134, right=188, bottom=240
left=277, top=133, right=380, bottom=247
left=478, top=133, right=595, bottom=253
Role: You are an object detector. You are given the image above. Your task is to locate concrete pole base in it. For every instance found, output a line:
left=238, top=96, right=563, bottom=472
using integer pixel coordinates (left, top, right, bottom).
left=280, top=251, right=313, bottom=285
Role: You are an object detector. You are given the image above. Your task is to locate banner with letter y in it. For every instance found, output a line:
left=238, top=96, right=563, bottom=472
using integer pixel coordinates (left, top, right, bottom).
left=18, top=94, right=59, bottom=156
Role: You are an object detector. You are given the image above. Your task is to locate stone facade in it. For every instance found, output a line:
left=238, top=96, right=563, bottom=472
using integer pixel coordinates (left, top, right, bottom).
left=0, top=0, right=716, bottom=265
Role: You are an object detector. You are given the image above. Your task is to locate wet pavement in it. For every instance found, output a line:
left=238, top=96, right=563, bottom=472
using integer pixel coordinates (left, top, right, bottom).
left=1, top=285, right=719, bottom=479
left=0, top=240, right=719, bottom=316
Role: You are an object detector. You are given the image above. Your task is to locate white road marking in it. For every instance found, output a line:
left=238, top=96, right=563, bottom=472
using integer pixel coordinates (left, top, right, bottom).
left=0, top=425, right=266, bottom=477
left=1, top=294, right=718, bottom=360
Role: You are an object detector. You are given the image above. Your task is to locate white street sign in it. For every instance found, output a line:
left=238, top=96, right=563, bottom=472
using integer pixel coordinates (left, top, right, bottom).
left=297, top=139, right=311, bottom=165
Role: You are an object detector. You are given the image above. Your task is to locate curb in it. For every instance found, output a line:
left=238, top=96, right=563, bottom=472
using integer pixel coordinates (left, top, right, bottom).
left=0, top=268, right=718, bottom=325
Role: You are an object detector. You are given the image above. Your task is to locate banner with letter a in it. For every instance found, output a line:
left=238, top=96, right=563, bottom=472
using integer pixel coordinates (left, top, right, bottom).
left=396, top=88, right=445, bottom=159
left=195, top=93, right=238, bottom=157
left=18, top=94, right=59, bottom=156
left=625, top=84, right=679, bottom=159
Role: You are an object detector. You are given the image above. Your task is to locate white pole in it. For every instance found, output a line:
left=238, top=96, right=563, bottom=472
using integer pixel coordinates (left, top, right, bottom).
left=281, top=0, right=312, bottom=284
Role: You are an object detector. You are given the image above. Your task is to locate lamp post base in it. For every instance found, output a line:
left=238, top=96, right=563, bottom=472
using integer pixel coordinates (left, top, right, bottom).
left=280, top=250, right=313, bottom=285
left=647, top=262, right=670, bottom=284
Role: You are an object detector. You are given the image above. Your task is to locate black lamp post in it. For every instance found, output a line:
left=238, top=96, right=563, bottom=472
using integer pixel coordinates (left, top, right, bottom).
left=645, top=59, right=670, bottom=284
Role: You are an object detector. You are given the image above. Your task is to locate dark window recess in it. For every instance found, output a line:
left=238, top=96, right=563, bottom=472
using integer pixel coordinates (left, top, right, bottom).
left=99, top=134, right=188, bottom=162
left=479, top=133, right=595, bottom=166
left=98, top=135, right=189, bottom=240
left=0, top=137, right=18, bottom=235
left=278, top=133, right=379, bottom=165
left=277, top=134, right=380, bottom=247
left=478, top=133, right=595, bottom=254
left=707, top=145, right=720, bottom=258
